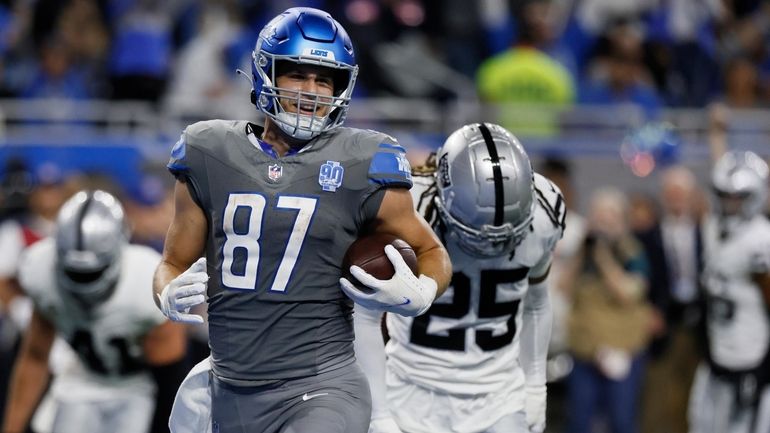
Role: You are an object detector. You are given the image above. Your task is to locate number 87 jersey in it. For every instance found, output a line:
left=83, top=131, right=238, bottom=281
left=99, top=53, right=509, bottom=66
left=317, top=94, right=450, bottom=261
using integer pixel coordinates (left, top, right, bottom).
left=386, top=172, right=564, bottom=396
left=168, top=120, right=412, bottom=383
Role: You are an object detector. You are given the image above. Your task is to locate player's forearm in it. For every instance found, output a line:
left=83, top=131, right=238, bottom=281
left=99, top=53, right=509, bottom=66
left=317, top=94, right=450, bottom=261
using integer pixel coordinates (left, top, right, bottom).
left=707, top=103, right=728, bottom=164
left=520, top=280, right=552, bottom=387
left=416, top=245, right=452, bottom=298
left=2, top=356, right=50, bottom=433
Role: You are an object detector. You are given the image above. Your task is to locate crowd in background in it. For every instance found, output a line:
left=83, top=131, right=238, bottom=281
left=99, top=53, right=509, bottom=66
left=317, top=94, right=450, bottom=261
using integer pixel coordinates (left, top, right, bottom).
left=1, top=0, right=770, bottom=111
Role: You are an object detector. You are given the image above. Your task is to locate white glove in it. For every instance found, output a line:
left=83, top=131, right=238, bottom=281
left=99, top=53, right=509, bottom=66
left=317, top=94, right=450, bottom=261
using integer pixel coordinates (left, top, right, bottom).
left=157, top=257, right=208, bottom=324
left=368, top=417, right=403, bottom=433
left=524, top=386, right=547, bottom=433
left=340, top=244, right=437, bottom=317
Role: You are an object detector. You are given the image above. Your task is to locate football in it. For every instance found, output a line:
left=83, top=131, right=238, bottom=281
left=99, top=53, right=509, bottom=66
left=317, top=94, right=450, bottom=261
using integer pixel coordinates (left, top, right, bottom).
left=342, top=233, right=419, bottom=284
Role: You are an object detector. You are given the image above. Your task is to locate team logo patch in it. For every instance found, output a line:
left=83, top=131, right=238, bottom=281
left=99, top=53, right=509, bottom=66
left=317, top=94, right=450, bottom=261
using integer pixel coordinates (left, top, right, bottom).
left=303, top=47, right=336, bottom=61
left=268, top=164, right=283, bottom=181
left=396, top=153, right=412, bottom=180
left=319, top=160, right=344, bottom=192
left=438, top=153, right=451, bottom=187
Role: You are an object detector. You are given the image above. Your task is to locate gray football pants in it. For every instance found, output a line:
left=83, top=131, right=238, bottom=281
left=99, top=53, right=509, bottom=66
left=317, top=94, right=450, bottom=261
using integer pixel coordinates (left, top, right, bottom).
left=211, top=362, right=372, bottom=433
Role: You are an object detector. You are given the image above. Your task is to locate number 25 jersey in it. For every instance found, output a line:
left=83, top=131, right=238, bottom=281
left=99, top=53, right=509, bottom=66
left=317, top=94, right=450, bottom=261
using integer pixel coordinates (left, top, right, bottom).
left=168, top=120, right=412, bottom=383
left=386, top=173, right=564, bottom=396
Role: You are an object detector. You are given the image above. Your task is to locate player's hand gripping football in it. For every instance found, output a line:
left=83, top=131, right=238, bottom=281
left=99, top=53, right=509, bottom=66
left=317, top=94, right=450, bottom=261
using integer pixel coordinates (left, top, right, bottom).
left=525, top=385, right=547, bottom=433
left=158, top=257, right=208, bottom=324
left=340, top=245, right=437, bottom=317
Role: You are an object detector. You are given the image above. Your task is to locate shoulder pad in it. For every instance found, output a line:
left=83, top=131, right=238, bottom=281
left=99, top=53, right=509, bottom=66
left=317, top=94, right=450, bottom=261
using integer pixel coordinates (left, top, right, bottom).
left=410, top=174, right=437, bottom=220
left=533, top=172, right=566, bottom=235
left=167, top=133, right=188, bottom=177
left=167, top=120, right=233, bottom=178
left=18, top=239, right=55, bottom=301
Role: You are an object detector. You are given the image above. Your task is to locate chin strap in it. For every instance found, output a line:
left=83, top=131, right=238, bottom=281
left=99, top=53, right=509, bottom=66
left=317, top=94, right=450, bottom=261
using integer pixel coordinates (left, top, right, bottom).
left=236, top=69, right=256, bottom=105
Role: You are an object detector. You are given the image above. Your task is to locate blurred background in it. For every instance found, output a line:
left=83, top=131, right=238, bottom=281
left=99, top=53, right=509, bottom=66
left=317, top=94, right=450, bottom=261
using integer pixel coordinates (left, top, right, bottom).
left=0, top=0, right=769, bottom=432
left=0, top=0, right=767, bottom=213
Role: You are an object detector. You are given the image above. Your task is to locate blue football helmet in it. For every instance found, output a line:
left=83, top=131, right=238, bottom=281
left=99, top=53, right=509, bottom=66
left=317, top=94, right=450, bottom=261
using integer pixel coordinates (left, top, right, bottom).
left=251, top=7, right=358, bottom=140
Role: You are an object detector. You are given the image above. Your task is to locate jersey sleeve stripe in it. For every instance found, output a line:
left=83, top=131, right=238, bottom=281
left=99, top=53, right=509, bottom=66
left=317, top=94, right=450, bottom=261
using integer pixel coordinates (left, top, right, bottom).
left=534, top=186, right=564, bottom=230
left=368, top=146, right=413, bottom=188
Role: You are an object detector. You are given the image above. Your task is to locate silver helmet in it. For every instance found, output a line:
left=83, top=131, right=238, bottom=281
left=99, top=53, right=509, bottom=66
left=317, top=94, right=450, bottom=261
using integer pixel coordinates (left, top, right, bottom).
left=434, top=123, right=535, bottom=257
left=55, top=190, right=128, bottom=304
left=711, top=151, right=769, bottom=220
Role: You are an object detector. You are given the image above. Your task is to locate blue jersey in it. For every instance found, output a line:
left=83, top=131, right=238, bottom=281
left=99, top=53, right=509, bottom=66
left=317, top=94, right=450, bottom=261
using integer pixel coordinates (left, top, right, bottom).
left=168, top=120, right=411, bottom=382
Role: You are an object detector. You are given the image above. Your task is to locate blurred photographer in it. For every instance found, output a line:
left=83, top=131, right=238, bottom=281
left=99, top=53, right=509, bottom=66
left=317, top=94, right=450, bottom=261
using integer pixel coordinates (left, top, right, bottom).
left=561, top=187, right=652, bottom=433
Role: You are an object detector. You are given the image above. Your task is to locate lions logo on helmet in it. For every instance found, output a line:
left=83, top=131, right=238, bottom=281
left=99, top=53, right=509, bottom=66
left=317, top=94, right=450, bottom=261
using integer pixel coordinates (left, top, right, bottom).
left=55, top=190, right=128, bottom=305
left=251, top=7, right=359, bottom=141
left=434, top=123, right=536, bottom=257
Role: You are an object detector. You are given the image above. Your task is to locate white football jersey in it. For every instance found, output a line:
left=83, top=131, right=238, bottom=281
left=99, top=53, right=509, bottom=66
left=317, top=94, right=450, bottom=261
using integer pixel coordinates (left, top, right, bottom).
left=701, top=215, right=770, bottom=370
left=386, top=173, right=564, bottom=398
left=18, top=239, right=167, bottom=400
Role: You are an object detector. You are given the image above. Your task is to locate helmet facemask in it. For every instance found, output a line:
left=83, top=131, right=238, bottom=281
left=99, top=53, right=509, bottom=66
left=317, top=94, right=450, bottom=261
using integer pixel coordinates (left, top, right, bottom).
left=253, top=50, right=358, bottom=141
left=435, top=195, right=534, bottom=257
left=55, top=190, right=128, bottom=306
left=711, top=151, right=769, bottom=224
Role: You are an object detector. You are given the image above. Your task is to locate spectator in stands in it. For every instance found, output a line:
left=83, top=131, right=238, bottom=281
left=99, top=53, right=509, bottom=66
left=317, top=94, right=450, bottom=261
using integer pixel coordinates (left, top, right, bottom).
left=107, top=2, right=183, bottom=103
left=164, top=4, right=248, bottom=118
left=628, top=192, right=660, bottom=234
left=637, top=166, right=703, bottom=433
left=579, top=20, right=663, bottom=119
left=476, top=0, right=575, bottom=136
left=642, top=0, right=724, bottom=107
left=719, top=55, right=765, bottom=108
left=561, top=187, right=651, bottom=433
left=21, top=37, right=92, bottom=99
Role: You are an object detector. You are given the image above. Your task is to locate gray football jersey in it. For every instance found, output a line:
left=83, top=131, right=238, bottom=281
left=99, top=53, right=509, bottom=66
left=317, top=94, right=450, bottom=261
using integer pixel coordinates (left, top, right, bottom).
left=168, top=120, right=412, bottom=382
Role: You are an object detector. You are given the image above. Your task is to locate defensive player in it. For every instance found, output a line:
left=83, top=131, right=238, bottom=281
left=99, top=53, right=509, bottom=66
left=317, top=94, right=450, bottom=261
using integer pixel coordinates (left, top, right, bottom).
left=2, top=190, right=187, bottom=433
left=355, top=123, right=565, bottom=433
left=154, top=7, right=451, bottom=433
left=689, top=151, right=770, bottom=433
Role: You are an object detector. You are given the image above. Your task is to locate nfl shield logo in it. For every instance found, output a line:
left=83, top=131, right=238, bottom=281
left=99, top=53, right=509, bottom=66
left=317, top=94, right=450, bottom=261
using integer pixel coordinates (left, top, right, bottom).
left=268, top=164, right=283, bottom=181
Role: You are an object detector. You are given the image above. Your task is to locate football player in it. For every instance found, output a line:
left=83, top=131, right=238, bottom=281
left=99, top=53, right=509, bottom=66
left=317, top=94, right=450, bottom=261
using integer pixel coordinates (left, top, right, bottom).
left=355, top=122, right=565, bottom=433
left=689, top=151, right=770, bottom=433
left=154, top=7, right=451, bottom=433
left=1, top=190, right=188, bottom=433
